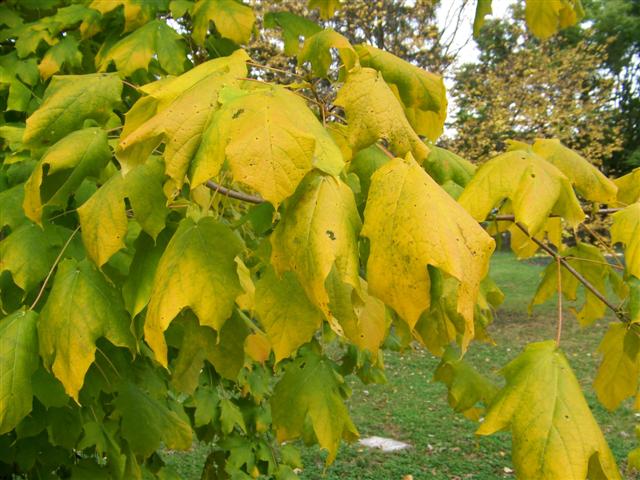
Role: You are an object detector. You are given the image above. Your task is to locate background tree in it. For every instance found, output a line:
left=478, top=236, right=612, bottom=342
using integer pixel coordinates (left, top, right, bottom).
left=0, top=1, right=638, bottom=479
left=447, top=4, right=622, bottom=166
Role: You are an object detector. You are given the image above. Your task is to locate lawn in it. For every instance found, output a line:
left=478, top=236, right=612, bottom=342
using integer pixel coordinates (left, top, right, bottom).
left=166, top=252, right=639, bottom=479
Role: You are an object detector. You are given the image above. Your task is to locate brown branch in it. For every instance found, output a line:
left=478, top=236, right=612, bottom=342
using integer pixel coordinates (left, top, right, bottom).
left=513, top=222, right=627, bottom=322
left=205, top=180, right=264, bottom=204
left=491, top=208, right=623, bottom=222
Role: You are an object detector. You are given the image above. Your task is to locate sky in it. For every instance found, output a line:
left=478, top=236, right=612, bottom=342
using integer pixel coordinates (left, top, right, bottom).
left=435, top=0, right=514, bottom=134
left=436, top=0, right=513, bottom=68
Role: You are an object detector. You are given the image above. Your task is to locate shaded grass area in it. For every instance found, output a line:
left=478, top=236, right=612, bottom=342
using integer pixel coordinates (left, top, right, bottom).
left=168, top=252, right=638, bottom=479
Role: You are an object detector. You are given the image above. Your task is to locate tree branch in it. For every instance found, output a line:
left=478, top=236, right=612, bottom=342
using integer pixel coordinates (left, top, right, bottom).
left=491, top=208, right=623, bottom=222
left=205, top=180, right=264, bottom=204
left=513, top=222, right=627, bottom=322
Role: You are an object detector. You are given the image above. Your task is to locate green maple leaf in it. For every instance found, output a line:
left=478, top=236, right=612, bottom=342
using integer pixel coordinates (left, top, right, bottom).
left=38, top=36, right=83, bottom=80
left=255, top=268, right=324, bottom=363
left=270, top=173, right=361, bottom=326
left=530, top=243, right=623, bottom=325
left=144, top=217, right=244, bottom=367
left=122, top=230, right=171, bottom=318
left=423, top=146, right=476, bottom=198
left=298, top=29, right=357, bottom=78
left=23, top=73, right=122, bottom=150
left=433, top=347, right=498, bottom=421
left=271, top=349, right=358, bottom=464
left=38, top=258, right=136, bottom=401
left=264, top=12, right=321, bottom=56
left=0, top=54, right=39, bottom=112
left=0, top=185, right=28, bottom=231
left=191, top=0, right=255, bottom=45
left=0, top=309, right=39, bottom=434
left=23, top=128, right=111, bottom=224
left=191, top=84, right=343, bottom=206
left=362, top=155, right=495, bottom=347
left=335, top=67, right=429, bottom=162
left=477, top=341, right=620, bottom=480
left=96, top=20, right=186, bottom=76
left=171, top=313, right=249, bottom=394
left=458, top=148, right=584, bottom=235
left=116, top=50, right=248, bottom=189
left=356, top=45, right=448, bottom=141
left=0, top=223, right=58, bottom=292
left=593, top=323, right=640, bottom=411
left=114, top=382, right=192, bottom=457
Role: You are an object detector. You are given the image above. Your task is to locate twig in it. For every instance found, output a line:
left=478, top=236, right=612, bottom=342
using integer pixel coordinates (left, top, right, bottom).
left=555, top=255, right=563, bottom=346
left=491, top=208, right=623, bottom=222
left=562, top=255, right=624, bottom=271
left=30, top=226, right=80, bottom=310
left=579, top=222, right=625, bottom=269
left=246, top=60, right=307, bottom=80
left=513, top=222, right=627, bottom=322
left=205, top=180, right=264, bottom=204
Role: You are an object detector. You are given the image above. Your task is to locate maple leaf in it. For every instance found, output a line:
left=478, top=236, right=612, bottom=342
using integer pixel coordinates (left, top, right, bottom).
left=458, top=148, right=584, bottom=235
left=255, top=268, right=324, bottom=363
left=614, top=167, right=640, bottom=205
left=593, top=323, right=640, bottom=411
left=38, top=258, right=136, bottom=401
left=114, top=382, right=192, bottom=457
left=38, top=37, right=83, bottom=80
left=23, top=73, right=122, bottom=150
left=271, top=349, right=358, bottom=464
left=0, top=310, right=39, bottom=434
left=362, top=155, right=495, bottom=347
left=611, top=203, right=640, bottom=278
left=191, top=0, right=255, bottom=45
left=433, top=347, right=498, bottom=421
left=144, top=217, right=244, bottom=367
left=308, top=0, right=342, bottom=19
left=170, top=313, right=249, bottom=393
left=96, top=20, right=186, bottom=76
left=116, top=50, right=248, bottom=188
left=531, top=138, right=617, bottom=204
left=477, top=341, right=621, bottom=480
left=78, top=158, right=169, bottom=267
left=335, top=67, right=429, bottom=163
left=356, top=44, right=448, bottom=141
left=0, top=223, right=58, bottom=292
left=23, top=128, right=112, bottom=224
left=191, top=84, right=344, bottom=207
left=298, top=29, right=357, bottom=78
left=264, top=12, right=321, bottom=56
left=530, top=243, right=624, bottom=326
left=525, top=0, right=585, bottom=40
left=270, top=173, right=361, bottom=325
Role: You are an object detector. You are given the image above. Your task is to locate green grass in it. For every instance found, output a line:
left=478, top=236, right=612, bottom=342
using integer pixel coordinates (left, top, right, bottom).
left=167, top=252, right=639, bottom=479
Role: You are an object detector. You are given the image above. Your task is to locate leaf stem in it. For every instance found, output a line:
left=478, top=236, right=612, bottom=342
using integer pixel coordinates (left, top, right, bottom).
left=513, top=222, right=627, bottom=322
left=29, top=226, right=80, bottom=311
left=555, top=255, right=563, bottom=346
